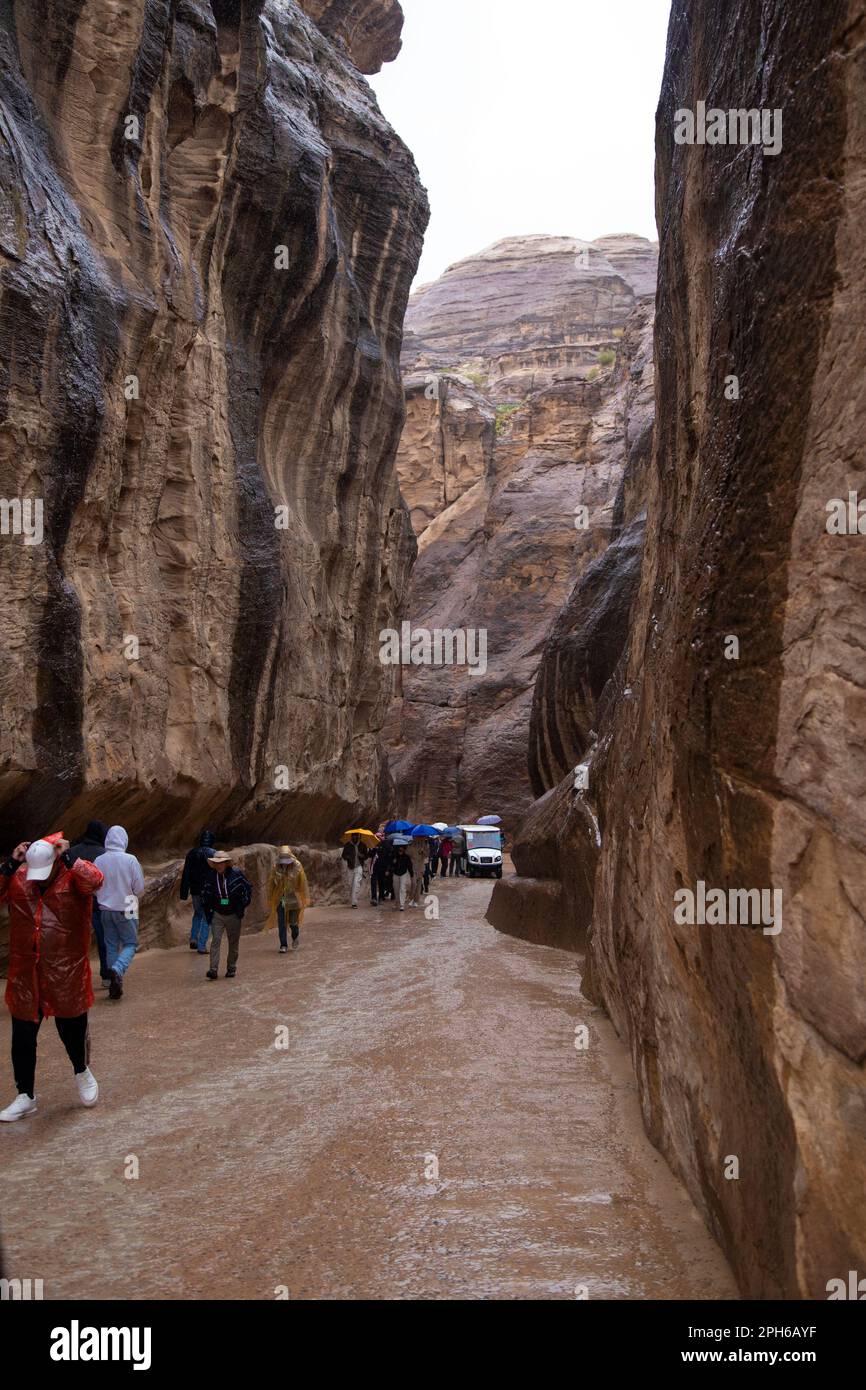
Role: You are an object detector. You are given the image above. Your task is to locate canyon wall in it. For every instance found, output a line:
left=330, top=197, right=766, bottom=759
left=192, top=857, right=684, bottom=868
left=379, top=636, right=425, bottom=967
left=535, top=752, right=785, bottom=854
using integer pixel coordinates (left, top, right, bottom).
left=386, top=235, right=657, bottom=826
left=0, top=0, right=426, bottom=852
left=492, top=0, right=866, bottom=1298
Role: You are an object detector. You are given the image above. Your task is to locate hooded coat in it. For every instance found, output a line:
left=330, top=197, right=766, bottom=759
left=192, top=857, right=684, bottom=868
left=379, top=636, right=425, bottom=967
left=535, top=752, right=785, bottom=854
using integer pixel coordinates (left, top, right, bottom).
left=266, top=851, right=310, bottom=927
left=180, top=830, right=216, bottom=900
left=69, top=820, right=108, bottom=864
left=1, top=834, right=104, bottom=1021
left=95, top=826, right=145, bottom=913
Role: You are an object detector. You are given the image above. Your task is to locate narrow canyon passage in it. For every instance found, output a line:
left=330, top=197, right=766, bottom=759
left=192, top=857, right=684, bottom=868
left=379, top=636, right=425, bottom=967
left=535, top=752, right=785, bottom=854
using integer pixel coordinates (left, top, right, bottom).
left=1, top=878, right=735, bottom=1300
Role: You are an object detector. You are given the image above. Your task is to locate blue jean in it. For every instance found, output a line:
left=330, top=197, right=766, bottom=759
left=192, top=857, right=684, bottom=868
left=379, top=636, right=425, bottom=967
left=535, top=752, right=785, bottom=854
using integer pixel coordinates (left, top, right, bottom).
left=91, top=903, right=110, bottom=980
left=190, top=894, right=209, bottom=951
left=277, top=902, right=299, bottom=947
left=101, top=910, right=139, bottom=977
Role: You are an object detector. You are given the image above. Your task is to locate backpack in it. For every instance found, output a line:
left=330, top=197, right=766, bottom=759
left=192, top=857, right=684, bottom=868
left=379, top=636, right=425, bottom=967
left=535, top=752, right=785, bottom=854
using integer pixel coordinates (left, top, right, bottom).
left=233, top=872, right=253, bottom=910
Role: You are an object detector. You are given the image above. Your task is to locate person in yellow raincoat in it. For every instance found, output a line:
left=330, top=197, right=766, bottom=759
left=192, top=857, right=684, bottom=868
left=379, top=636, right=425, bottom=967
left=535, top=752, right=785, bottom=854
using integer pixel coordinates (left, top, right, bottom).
left=267, top=847, right=310, bottom=954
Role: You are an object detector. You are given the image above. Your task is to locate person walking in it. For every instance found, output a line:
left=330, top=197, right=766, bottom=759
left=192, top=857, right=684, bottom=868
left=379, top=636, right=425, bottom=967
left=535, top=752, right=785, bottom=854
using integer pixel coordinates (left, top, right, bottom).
left=267, top=847, right=309, bottom=953
left=429, top=836, right=441, bottom=879
left=179, top=829, right=216, bottom=953
left=200, top=850, right=253, bottom=979
left=407, top=838, right=429, bottom=906
left=340, top=834, right=366, bottom=908
left=370, top=841, right=390, bottom=905
left=69, top=820, right=111, bottom=988
left=95, top=826, right=145, bottom=1001
left=0, top=834, right=103, bottom=1121
left=439, top=836, right=453, bottom=878
left=448, top=829, right=465, bottom=876
left=391, top=846, right=413, bottom=912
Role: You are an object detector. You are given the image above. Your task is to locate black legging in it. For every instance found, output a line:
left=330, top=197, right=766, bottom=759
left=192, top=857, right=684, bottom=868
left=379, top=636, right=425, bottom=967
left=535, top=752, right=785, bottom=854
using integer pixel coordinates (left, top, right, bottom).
left=11, top=1012, right=89, bottom=1099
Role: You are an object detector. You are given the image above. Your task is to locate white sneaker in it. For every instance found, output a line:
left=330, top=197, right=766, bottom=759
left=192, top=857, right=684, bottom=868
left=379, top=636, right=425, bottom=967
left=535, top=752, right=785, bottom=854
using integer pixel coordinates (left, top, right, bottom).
left=0, top=1093, right=37, bottom=1122
left=75, top=1067, right=99, bottom=1108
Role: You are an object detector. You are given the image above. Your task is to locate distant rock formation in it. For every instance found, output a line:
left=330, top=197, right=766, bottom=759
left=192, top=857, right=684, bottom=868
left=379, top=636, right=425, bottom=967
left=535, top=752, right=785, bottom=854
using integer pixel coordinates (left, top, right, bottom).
left=0, top=0, right=427, bottom=850
left=491, top=0, right=866, bottom=1299
left=386, top=234, right=658, bottom=826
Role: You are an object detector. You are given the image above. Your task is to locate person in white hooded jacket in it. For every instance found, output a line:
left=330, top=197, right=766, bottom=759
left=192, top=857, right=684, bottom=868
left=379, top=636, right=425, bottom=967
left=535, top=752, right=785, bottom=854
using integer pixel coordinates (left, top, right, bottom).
left=96, top=826, right=145, bottom=1001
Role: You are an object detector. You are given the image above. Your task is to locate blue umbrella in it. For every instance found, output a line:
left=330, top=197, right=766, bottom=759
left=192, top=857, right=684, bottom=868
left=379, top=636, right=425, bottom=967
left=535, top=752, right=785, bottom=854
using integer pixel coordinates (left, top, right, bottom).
left=477, top=814, right=501, bottom=826
left=411, top=824, right=439, bottom=838
left=442, top=826, right=462, bottom=836
left=384, top=819, right=414, bottom=833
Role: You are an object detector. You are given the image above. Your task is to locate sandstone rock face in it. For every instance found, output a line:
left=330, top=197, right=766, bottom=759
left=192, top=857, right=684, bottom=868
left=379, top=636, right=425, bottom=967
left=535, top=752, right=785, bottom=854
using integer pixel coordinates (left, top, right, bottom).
left=0, top=0, right=426, bottom=852
left=299, top=0, right=405, bottom=72
left=403, top=234, right=655, bottom=404
left=493, top=0, right=866, bottom=1299
left=387, top=237, right=657, bottom=826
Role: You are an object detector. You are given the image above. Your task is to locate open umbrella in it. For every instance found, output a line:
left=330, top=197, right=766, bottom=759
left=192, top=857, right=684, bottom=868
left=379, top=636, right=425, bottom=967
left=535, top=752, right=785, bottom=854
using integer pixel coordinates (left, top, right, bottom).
left=383, top=819, right=414, bottom=834
left=389, top=834, right=411, bottom=847
left=411, top=824, right=439, bottom=838
left=431, top=822, right=448, bottom=831
left=476, top=814, right=501, bottom=826
left=442, top=826, right=462, bottom=836
left=341, top=828, right=379, bottom=847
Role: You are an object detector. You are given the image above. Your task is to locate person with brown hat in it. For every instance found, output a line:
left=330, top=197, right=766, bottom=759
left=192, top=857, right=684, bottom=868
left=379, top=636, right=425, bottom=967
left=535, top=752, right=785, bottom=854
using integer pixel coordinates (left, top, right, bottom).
left=199, top=850, right=253, bottom=980
left=267, top=847, right=310, bottom=953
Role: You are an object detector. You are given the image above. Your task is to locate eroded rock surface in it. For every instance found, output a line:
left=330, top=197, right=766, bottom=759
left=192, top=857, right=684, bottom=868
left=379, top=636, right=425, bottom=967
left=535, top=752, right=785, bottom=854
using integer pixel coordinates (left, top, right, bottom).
left=0, top=0, right=426, bottom=851
left=387, top=236, right=657, bottom=826
left=492, top=0, right=866, bottom=1299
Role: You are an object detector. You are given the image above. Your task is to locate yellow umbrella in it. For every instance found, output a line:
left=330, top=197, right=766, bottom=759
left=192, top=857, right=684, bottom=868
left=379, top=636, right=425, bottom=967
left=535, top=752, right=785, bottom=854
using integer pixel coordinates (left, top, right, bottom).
left=341, top=828, right=379, bottom=848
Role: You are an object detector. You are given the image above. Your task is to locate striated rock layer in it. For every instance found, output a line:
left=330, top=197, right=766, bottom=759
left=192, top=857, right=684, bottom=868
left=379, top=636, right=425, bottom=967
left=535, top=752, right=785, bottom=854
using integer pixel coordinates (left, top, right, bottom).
left=493, top=0, right=866, bottom=1298
left=0, top=0, right=427, bottom=850
left=387, top=236, right=657, bottom=826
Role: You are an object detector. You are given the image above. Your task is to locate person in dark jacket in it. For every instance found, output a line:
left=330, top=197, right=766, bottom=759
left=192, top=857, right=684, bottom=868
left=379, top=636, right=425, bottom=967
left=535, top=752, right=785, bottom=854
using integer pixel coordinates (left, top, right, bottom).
left=390, top=848, right=413, bottom=912
left=180, top=829, right=216, bottom=953
left=69, top=820, right=110, bottom=987
left=200, top=850, right=253, bottom=979
left=370, top=842, right=391, bottom=906
left=340, top=835, right=368, bottom=908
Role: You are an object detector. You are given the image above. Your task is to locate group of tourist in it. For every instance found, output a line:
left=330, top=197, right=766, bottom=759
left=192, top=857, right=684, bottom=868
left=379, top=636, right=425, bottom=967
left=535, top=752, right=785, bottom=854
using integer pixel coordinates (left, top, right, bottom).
left=339, top=826, right=470, bottom=912
left=0, top=824, right=309, bottom=1123
left=0, top=814, right=489, bottom=1122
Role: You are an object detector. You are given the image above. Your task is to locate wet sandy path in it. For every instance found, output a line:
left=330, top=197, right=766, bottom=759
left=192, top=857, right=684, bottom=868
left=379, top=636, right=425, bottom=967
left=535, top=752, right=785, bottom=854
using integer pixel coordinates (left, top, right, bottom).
left=0, top=875, right=736, bottom=1300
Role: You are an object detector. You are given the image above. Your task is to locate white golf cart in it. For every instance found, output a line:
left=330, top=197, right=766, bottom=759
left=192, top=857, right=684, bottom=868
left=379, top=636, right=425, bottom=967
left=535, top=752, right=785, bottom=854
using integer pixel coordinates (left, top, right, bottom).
left=461, top=824, right=503, bottom=878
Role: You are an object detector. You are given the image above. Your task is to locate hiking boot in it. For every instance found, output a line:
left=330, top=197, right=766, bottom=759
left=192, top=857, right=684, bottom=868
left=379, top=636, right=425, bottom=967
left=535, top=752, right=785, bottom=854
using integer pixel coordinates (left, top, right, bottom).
left=189, top=941, right=198, bottom=950
left=225, top=967, right=236, bottom=978
left=206, top=969, right=218, bottom=980
left=108, top=970, right=123, bottom=1000
left=0, top=1093, right=37, bottom=1122
left=75, top=1067, right=99, bottom=1108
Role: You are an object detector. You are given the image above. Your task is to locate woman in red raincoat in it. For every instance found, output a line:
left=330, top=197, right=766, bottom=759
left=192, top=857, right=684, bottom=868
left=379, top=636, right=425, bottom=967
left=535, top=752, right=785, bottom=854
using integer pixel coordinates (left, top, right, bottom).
left=0, top=832, right=104, bottom=1122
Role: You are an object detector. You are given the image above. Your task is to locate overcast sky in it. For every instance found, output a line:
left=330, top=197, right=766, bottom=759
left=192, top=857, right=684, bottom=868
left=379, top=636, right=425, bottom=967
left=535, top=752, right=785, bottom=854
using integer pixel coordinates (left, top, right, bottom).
left=371, top=0, right=672, bottom=286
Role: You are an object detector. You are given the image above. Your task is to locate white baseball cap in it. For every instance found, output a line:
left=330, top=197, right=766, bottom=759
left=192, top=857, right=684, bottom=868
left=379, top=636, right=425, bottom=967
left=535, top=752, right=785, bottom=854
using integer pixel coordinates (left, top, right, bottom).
left=25, top=839, right=56, bottom=881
